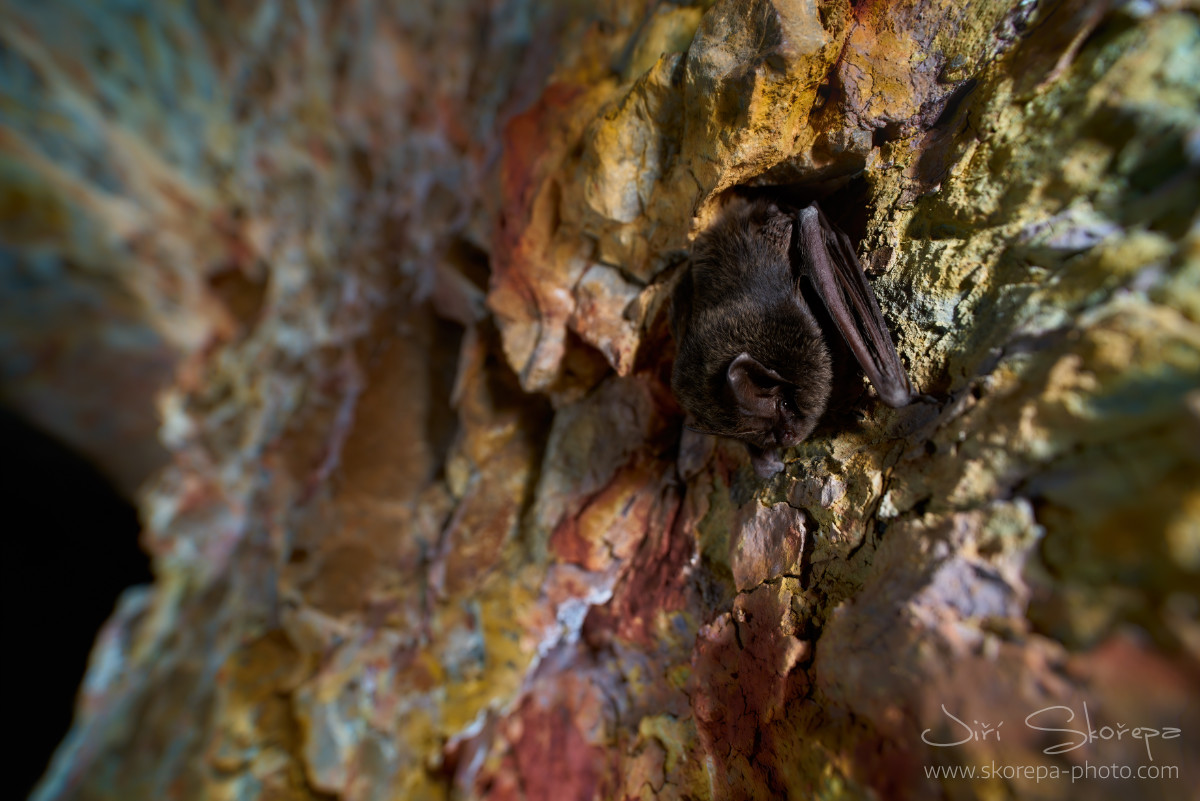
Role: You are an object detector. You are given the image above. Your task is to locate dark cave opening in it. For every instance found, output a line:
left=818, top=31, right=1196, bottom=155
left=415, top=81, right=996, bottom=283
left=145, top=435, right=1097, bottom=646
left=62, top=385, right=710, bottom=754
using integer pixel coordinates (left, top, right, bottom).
left=1, top=406, right=152, bottom=799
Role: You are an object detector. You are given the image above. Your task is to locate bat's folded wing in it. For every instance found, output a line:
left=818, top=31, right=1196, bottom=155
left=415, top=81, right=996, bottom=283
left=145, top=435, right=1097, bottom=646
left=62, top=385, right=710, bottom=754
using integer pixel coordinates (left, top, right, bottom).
left=794, top=204, right=916, bottom=408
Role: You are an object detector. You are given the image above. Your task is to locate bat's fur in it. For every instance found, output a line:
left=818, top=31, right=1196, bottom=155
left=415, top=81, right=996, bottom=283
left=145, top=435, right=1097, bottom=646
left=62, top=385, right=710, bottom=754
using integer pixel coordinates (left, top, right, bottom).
left=670, top=197, right=912, bottom=477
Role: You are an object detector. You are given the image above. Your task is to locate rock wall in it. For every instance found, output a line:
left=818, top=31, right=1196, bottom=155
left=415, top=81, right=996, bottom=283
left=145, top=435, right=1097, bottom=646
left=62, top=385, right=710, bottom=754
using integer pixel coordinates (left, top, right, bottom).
left=4, top=0, right=1198, bottom=799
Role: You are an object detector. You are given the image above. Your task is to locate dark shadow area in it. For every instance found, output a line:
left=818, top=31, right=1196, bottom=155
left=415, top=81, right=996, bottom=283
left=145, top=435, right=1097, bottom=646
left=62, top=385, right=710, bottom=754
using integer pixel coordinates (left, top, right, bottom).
left=728, top=173, right=873, bottom=247
left=428, top=313, right=467, bottom=482
left=1, top=405, right=152, bottom=799
left=905, top=77, right=978, bottom=203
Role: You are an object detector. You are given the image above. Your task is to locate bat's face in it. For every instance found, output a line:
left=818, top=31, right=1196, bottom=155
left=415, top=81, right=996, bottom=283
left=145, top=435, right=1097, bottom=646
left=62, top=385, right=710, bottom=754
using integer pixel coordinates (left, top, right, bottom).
left=724, top=349, right=831, bottom=452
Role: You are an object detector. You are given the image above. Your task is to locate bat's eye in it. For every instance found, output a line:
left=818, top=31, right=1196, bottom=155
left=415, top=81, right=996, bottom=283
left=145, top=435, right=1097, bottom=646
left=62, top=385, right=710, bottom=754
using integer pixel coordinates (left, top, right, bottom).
left=781, top=392, right=801, bottom=418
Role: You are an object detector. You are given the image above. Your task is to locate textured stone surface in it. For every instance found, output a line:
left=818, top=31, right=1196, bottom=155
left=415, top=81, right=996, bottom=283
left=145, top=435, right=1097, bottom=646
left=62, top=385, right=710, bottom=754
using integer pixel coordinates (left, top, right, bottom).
left=6, top=0, right=1199, bottom=800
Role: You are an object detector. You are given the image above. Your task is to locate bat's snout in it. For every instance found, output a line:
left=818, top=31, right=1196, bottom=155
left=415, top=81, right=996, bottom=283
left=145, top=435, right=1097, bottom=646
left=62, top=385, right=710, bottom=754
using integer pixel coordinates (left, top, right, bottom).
left=777, top=429, right=805, bottom=449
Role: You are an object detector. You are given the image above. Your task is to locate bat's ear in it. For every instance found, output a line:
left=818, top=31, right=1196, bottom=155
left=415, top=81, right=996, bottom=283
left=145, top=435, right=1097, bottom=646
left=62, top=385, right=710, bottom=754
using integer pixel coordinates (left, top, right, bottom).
left=727, top=353, right=784, bottom=418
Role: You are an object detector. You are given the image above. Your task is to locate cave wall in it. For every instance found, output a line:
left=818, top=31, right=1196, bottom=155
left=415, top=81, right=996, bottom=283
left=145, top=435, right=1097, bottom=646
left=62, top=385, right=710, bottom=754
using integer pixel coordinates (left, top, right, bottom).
left=3, top=1, right=1198, bottom=799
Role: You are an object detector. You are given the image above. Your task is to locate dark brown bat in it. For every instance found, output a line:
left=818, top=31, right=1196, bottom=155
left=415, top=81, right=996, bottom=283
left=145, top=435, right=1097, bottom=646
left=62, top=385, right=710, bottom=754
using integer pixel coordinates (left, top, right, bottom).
left=670, top=198, right=917, bottom=477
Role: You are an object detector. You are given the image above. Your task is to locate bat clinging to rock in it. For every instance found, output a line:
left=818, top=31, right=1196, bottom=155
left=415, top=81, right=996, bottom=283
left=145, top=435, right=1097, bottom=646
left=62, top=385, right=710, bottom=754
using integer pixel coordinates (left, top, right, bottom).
left=670, top=198, right=919, bottom=477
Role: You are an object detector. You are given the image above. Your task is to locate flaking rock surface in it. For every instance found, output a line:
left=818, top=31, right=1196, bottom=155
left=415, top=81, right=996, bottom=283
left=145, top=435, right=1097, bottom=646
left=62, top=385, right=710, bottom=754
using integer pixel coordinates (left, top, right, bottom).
left=5, top=1, right=1198, bottom=799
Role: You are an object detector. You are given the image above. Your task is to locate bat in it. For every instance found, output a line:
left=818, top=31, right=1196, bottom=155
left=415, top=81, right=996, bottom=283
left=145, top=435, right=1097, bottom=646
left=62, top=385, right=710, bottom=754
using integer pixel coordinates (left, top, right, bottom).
left=670, top=198, right=918, bottom=477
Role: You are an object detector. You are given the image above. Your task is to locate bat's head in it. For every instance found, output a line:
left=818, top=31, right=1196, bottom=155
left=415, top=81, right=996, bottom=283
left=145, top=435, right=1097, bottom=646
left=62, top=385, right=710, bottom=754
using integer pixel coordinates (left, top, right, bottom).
left=671, top=298, right=834, bottom=457
left=723, top=342, right=832, bottom=452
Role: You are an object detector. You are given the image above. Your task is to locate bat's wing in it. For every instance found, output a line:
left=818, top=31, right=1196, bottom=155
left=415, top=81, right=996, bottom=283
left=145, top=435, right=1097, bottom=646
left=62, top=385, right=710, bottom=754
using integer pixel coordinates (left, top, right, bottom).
left=793, top=203, right=916, bottom=408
